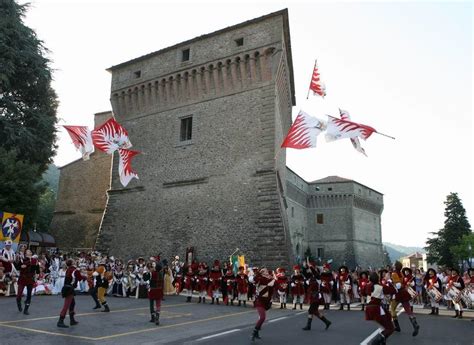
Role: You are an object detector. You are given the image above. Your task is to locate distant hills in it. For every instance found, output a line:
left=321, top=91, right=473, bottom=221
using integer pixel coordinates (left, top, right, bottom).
left=383, top=242, right=425, bottom=262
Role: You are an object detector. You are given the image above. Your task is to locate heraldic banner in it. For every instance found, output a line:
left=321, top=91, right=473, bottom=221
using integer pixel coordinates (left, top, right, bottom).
left=0, top=212, right=24, bottom=251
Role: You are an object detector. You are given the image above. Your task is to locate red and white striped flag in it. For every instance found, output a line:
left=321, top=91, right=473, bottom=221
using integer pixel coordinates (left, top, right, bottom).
left=308, top=60, right=326, bottom=98
left=339, top=109, right=367, bottom=156
left=63, top=125, right=94, bottom=160
left=91, top=118, right=132, bottom=154
left=118, top=149, right=139, bottom=187
left=325, top=114, right=376, bottom=142
left=281, top=110, right=326, bottom=149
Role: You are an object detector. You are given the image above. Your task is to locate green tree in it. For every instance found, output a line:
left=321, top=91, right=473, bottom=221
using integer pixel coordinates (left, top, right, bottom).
left=425, top=193, right=472, bottom=268
left=450, top=233, right=474, bottom=269
left=0, top=0, right=58, bottom=229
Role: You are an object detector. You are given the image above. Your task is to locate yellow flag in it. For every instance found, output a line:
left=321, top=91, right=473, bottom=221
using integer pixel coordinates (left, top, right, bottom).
left=0, top=212, right=24, bottom=243
left=238, top=255, right=245, bottom=268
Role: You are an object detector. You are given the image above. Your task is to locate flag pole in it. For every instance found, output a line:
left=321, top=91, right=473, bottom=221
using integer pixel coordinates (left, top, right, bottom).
left=274, top=146, right=283, bottom=160
left=375, top=132, right=396, bottom=140
left=306, top=59, right=317, bottom=99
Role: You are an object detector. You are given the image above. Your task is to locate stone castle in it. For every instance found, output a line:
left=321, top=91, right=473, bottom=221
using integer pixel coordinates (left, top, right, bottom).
left=51, top=9, right=384, bottom=269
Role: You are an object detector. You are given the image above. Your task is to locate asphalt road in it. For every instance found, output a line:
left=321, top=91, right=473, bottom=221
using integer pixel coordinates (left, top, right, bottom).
left=0, top=295, right=472, bottom=345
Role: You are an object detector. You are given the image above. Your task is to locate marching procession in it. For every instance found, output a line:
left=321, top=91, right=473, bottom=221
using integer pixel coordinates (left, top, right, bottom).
left=1, top=240, right=473, bottom=344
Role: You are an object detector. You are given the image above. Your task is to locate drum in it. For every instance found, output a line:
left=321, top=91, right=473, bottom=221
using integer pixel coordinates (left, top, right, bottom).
left=406, top=286, right=417, bottom=300
left=460, top=287, right=473, bottom=309
left=427, top=286, right=443, bottom=302
left=446, top=286, right=462, bottom=303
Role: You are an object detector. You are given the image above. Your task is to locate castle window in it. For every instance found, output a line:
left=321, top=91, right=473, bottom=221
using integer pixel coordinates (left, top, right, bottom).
left=182, top=48, right=190, bottom=62
left=291, top=207, right=294, bottom=217
left=317, top=247, right=324, bottom=259
left=133, top=70, right=141, bottom=78
left=180, top=116, right=193, bottom=141
left=328, top=187, right=333, bottom=191
left=235, top=37, right=244, bottom=46
left=315, top=186, right=320, bottom=191
left=317, top=214, right=324, bottom=224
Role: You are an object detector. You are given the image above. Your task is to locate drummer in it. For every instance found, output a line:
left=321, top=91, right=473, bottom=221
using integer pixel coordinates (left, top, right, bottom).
left=447, top=268, right=465, bottom=319
left=424, top=268, right=442, bottom=315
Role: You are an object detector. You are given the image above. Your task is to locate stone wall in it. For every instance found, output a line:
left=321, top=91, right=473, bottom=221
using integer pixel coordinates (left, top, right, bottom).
left=96, top=10, right=295, bottom=267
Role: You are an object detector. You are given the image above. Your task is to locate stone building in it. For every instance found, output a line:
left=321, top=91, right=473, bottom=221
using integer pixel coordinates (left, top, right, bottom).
left=285, top=168, right=385, bottom=268
left=94, top=9, right=295, bottom=268
left=51, top=9, right=385, bottom=268
left=50, top=111, right=112, bottom=250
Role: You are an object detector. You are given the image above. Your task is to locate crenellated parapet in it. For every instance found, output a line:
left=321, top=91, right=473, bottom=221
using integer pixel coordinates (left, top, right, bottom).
left=110, top=46, right=277, bottom=119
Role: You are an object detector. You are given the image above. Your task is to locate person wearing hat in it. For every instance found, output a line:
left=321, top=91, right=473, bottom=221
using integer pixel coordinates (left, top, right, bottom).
left=57, top=259, right=84, bottom=328
left=235, top=266, right=249, bottom=307
left=447, top=267, right=465, bottom=318
left=223, top=266, right=236, bottom=306
left=302, top=264, right=332, bottom=331
left=320, top=264, right=334, bottom=310
left=0, top=240, right=15, bottom=276
left=337, top=265, right=352, bottom=311
left=196, top=263, right=209, bottom=303
left=290, top=265, right=305, bottom=310
left=145, top=261, right=164, bottom=325
left=275, top=267, right=288, bottom=309
left=401, top=267, right=416, bottom=312
left=424, top=268, right=442, bottom=315
left=250, top=267, right=275, bottom=341
left=364, top=272, right=395, bottom=345
left=390, top=261, right=419, bottom=336
left=209, top=260, right=223, bottom=305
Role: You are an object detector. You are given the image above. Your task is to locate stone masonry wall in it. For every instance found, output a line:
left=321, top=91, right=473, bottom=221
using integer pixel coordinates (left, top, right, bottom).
left=96, top=11, right=295, bottom=267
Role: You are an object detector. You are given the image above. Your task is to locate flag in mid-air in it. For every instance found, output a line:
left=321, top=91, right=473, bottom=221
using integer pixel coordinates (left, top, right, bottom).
left=118, top=149, right=140, bottom=187
left=281, top=110, right=326, bottom=149
left=325, top=114, right=376, bottom=142
left=308, top=60, right=326, bottom=98
left=339, top=109, right=367, bottom=156
left=63, top=125, right=94, bottom=160
left=92, top=118, right=132, bottom=154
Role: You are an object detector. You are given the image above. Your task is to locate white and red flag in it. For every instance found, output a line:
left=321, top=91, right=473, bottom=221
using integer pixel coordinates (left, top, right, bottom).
left=63, top=125, right=94, bottom=160
left=92, top=118, right=132, bottom=154
left=308, top=60, right=326, bottom=98
left=325, top=114, right=376, bottom=142
left=281, top=110, right=326, bottom=149
left=118, top=149, right=139, bottom=187
left=339, top=109, right=367, bottom=156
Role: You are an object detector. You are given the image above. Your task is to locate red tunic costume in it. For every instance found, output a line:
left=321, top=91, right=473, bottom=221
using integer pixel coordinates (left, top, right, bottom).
left=236, top=272, right=249, bottom=297
left=223, top=271, right=235, bottom=305
left=208, top=262, right=222, bottom=302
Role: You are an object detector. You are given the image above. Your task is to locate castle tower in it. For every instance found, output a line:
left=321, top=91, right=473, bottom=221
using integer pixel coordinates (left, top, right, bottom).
left=286, top=169, right=385, bottom=268
left=95, top=10, right=296, bottom=267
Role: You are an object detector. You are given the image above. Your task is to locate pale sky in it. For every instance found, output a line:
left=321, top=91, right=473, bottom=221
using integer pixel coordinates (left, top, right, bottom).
left=21, top=0, right=472, bottom=248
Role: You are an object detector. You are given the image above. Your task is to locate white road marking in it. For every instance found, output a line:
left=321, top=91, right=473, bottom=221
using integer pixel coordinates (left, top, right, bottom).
left=268, top=316, right=290, bottom=323
left=296, top=311, right=307, bottom=316
left=197, top=329, right=241, bottom=341
left=360, top=308, right=405, bottom=344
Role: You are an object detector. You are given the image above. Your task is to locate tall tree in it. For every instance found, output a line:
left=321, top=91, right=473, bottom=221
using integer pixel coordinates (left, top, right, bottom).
left=0, top=0, right=58, bottom=228
left=425, top=193, right=472, bottom=268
